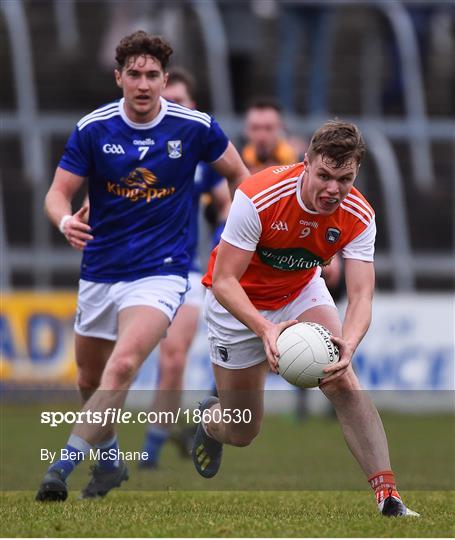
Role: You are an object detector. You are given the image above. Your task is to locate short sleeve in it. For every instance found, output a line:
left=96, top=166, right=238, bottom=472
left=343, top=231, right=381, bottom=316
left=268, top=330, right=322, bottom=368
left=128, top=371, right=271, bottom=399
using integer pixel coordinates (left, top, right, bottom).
left=58, top=127, right=92, bottom=177
left=221, top=189, right=262, bottom=251
left=341, top=218, right=376, bottom=261
left=200, top=116, right=229, bottom=164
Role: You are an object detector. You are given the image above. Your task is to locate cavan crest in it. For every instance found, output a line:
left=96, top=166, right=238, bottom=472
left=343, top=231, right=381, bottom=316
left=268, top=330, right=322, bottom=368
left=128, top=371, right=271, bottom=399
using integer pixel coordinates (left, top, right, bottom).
left=167, top=140, right=182, bottom=159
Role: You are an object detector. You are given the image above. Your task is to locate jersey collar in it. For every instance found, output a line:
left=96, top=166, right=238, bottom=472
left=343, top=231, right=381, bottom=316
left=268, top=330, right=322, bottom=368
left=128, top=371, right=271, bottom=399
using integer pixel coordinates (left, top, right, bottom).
left=119, top=97, right=168, bottom=129
left=296, top=168, right=319, bottom=214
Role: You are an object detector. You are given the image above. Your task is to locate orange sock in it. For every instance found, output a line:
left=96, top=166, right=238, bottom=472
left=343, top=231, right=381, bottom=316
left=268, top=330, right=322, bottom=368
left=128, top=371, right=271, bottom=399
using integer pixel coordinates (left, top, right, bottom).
left=368, top=470, right=401, bottom=506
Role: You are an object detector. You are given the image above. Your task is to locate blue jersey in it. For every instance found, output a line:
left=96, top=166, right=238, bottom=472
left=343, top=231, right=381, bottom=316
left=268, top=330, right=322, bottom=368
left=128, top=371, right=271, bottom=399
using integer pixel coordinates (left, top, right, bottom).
left=59, top=97, right=229, bottom=282
left=189, top=162, right=224, bottom=273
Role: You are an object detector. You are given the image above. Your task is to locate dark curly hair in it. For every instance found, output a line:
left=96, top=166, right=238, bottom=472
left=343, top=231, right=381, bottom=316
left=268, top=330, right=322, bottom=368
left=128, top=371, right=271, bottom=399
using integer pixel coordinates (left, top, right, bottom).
left=307, top=119, right=366, bottom=168
left=115, top=31, right=173, bottom=70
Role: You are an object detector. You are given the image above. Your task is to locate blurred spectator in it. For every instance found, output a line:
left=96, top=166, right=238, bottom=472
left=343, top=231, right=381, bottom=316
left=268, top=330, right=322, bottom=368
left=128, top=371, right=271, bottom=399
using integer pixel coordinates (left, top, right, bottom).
left=276, top=1, right=334, bottom=115
left=242, top=97, right=303, bottom=174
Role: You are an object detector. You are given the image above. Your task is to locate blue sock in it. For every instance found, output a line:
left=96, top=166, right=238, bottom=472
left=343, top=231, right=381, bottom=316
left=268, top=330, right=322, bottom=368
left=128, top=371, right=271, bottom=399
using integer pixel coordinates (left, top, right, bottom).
left=97, top=436, right=120, bottom=471
left=49, top=434, right=92, bottom=479
left=142, top=427, right=170, bottom=464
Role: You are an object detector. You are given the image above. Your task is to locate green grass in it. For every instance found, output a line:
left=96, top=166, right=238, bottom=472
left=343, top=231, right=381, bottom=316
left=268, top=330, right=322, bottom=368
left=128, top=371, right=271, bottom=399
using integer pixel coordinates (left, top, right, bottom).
left=1, top=405, right=454, bottom=536
left=1, top=408, right=454, bottom=491
left=1, top=490, right=453, bottom=537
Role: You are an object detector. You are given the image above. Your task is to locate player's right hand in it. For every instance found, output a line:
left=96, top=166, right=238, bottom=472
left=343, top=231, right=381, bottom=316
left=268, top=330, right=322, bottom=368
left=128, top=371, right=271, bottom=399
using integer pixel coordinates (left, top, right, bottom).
left=261, top=319, right=298, bottom=374
left=61, top=206, right=93, bottom=251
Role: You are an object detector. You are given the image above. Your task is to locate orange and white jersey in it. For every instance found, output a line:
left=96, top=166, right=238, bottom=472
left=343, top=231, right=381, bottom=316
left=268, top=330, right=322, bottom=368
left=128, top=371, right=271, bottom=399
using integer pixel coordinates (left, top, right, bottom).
left=202, top=162, right=375, bottom=310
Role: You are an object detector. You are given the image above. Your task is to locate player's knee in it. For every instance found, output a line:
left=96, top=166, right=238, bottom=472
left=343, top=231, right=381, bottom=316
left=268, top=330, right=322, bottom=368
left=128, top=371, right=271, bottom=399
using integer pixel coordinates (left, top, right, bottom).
left=160, top=347, right=187, bottom=382
left=77, top=377, right=99, bottom=401
left=104, top=356, right=138, bottom=386
left=76, top=374, right=99, bottom=398
left=322, top=368, right=361, bottom=398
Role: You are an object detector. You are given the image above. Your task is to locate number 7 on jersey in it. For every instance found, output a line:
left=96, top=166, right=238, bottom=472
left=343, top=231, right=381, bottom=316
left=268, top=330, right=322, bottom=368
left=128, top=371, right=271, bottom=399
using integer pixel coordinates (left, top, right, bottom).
left=138, top=147, right=149, bottom=160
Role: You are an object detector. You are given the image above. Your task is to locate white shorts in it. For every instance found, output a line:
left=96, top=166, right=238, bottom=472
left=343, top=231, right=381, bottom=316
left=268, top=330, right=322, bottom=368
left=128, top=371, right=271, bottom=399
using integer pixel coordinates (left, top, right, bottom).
left=75, top=275, right=189, bottom=341
left=204, top=272, right=336, bottom=370
left=184, top=271, right=205, bottom=307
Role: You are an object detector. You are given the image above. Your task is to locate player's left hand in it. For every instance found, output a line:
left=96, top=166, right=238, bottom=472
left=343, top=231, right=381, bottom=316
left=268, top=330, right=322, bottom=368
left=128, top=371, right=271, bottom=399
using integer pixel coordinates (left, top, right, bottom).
left=320, top=335, right=355, bottom=385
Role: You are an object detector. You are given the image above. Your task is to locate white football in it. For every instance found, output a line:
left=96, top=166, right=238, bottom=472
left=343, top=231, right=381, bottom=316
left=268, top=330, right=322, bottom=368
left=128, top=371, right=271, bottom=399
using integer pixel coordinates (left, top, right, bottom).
left=277, top=322, right=339, bottom=388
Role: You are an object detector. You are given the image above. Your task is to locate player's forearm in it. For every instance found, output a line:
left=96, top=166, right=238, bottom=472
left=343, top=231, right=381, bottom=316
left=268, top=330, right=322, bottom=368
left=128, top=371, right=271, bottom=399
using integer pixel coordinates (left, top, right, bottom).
left=341, top=295, right=372, bottom=352
left=213, top=142, right=250, bottom=197
left=226, top=169, right=249, bottom=198
left=212, top=277, right=272, bottom=338
left=44, top=189, right=73, bottom=229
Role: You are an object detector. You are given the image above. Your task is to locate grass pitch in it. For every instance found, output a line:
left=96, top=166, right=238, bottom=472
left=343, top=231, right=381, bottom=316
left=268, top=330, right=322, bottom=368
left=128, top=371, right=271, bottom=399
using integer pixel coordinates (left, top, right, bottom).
left=1, top=404, right=454, bottom=536
left=2, top=408, right=454, bottom=491
left=1, top=490, right=453, bottom=537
